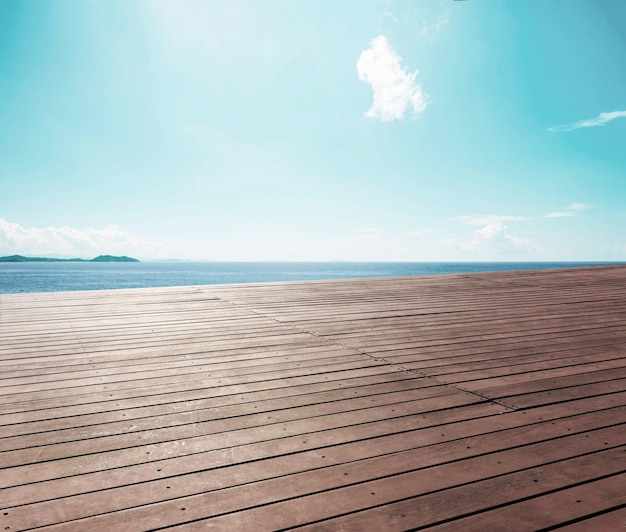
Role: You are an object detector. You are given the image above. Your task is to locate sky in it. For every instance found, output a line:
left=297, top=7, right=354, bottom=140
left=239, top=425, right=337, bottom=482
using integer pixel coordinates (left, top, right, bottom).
left=0, top=0, right=625, bottom=261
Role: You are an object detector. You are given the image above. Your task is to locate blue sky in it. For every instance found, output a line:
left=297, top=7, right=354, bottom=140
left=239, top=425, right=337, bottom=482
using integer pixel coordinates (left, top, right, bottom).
left=1, top=0, right=625, bottom=261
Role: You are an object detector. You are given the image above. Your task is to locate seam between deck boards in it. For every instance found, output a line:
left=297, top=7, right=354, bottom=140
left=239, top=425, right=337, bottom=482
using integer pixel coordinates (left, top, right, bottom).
left=209, top=293, right=517, bottom=412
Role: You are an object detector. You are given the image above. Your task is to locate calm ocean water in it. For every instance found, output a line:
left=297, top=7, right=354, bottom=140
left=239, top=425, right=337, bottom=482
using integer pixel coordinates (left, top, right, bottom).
left=0, top=261, right=620, bottom=294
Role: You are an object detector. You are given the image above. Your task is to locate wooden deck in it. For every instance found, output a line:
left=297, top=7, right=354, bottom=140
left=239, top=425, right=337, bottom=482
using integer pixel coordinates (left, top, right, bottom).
left=1, top=265, right=625, bottom=531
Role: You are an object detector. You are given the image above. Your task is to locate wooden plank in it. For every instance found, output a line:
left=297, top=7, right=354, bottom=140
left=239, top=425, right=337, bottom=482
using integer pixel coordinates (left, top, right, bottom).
left=3, top=407, right=623, bottom=529
left=1, top=265, right=626, bottom=530
left=0, top=391, right=485, bottom=468
left=556, top=506, right=626, bottom=531
left=426, top=474, right=626, bottom=531
left=0, top=357, right=390, bottom=404
left=287, top=449, right=626, bottom=532
left=130, top=442, right=625, bottom=531
left=493, top=377, right=626, bottom=409
left=0, top=376, right=437, bottom=437
left=1, top=402, right=504, bottom=490
left=0, top=367, right=408, bottom=419
left=0, top=385, right=457, bottom=451
left=5, top=392, right=620, bottom=499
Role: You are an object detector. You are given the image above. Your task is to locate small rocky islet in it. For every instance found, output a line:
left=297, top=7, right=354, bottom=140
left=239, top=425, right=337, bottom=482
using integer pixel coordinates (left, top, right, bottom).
left=0, top=255, right=140, bottom=262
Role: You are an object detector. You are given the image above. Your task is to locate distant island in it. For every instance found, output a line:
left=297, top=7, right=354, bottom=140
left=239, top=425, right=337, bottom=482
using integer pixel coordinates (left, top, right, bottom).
left=0, top=255, right=140, bottom=263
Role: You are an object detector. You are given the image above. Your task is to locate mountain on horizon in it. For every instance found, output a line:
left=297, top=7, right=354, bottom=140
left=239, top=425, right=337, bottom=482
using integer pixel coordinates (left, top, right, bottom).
left=0, top=255, right=140, bottom=263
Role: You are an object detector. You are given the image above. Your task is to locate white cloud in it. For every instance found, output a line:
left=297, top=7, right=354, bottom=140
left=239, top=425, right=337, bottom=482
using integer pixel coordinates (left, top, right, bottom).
left=544, top=203, right=591, bottom=219
left=549, top=111, right=626, bottom=132
left=459, top=204, right=591, bottom=224
left=445, top=223, right=534, bottom=256
left=357, top=35, right=429, bottom=122
left=382, top=0, right=449, bottom=39
left=607, top=244, right=626, bottom=258
left=418, top=10, right=449, bottom=37
left=458, top=214, right=529, bottom=226
left=0, top=219, right=171, bottom=259
left=381, top=9, right=399, bottom=24
left=544, top=211, right=575, bottom=219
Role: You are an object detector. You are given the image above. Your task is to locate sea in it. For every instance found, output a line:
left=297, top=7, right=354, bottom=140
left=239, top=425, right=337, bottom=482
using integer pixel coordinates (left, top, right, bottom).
left=0, top=261, right=621, bottom=294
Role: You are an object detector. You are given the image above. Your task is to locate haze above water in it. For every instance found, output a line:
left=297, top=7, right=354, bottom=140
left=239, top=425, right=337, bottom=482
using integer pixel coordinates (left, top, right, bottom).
left=0, top=262, right=620, bottom=294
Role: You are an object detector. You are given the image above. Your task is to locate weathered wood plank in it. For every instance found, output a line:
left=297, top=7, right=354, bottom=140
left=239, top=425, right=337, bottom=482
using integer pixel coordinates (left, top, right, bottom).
left=1, top=265, right=625, bottom=530
left=426, top=474, right=626, bottom=531
left=156, top=447, right=625, bottom=531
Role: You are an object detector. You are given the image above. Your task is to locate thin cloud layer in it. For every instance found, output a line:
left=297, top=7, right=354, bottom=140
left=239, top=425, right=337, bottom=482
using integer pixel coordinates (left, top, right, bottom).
left=357, top=35, right=428, bottom=121
left=549, top=111, right=626, bottom=132
left=545, top=203, right=590, bottom=218
left=458, top=214, right=529, bottom=226
left=461, top=204, right=591, bottom=224
left=446, top=222, right=534, bottom=256
left=0, top=218, right=169, bottom=259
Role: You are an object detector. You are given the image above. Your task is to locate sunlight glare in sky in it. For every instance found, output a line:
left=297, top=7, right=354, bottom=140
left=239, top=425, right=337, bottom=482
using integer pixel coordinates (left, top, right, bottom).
left=0, top=0, right=625, bottom=261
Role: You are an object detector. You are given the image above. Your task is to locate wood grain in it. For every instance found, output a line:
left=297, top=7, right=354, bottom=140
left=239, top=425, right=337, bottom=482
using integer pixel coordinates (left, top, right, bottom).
left=1, top=265, right=625, bottom=530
